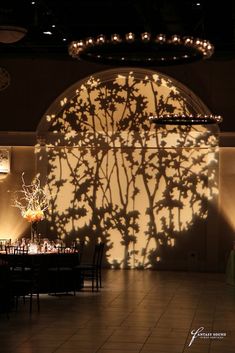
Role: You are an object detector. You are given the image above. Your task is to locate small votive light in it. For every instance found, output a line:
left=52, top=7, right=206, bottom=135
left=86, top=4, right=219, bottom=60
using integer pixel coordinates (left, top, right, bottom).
left=28, top=243, right=38, bottom=254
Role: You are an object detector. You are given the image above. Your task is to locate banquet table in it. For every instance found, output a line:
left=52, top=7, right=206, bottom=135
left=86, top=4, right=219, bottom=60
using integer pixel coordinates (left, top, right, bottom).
left=0, top=252, right=82, bottom=293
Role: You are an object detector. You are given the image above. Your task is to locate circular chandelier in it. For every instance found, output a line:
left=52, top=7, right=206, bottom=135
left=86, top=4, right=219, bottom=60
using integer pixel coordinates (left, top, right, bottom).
left=149, top=114, right=222, bottom=125
left=68, top=32, right=214, bottom=66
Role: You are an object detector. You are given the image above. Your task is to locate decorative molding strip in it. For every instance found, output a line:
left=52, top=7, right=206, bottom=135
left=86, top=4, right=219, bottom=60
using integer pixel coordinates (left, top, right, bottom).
left=219, top=132, right=235, bottom=147
left=0, top=132, right=36, bottom=146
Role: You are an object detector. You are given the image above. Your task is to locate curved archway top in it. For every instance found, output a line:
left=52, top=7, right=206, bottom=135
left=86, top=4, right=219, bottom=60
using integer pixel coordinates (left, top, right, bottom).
left=37, top=67, right=211, bottom=135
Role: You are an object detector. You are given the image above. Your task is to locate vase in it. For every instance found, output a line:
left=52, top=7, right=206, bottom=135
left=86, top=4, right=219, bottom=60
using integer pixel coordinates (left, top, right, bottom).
left=31, top=222, right=38, bottom=242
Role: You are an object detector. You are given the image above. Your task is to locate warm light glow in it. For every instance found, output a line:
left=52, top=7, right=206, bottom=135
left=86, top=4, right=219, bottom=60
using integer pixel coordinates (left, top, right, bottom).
left=219, top=148, right=235, bottom=231
left=126, top=32, right=135, bottom=42
left=141, top=32, right=151, bottom=41
left=111, top=33, right=121, bottom=42
left=0, top=147, right=10, bottom=175
left=0, top=198, right=29, bottom=242
left=37, top=70, right=218, bottom=269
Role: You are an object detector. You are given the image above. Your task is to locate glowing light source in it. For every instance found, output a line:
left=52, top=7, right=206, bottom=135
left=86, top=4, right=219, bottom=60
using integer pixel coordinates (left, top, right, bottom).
left=149, top=113, right=222, bottom=125
left=0, top=147, right=10, bottom=180
left=68, top=32, right=214, bottom=66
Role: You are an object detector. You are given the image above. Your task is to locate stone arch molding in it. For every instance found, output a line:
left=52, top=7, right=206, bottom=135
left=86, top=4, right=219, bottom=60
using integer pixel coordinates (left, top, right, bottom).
left=36, top=68, right=219, bottom=270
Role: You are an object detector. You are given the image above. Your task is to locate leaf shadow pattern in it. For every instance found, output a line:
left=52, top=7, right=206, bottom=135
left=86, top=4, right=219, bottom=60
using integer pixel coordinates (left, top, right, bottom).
left=36, top=69, right=219, bottom=269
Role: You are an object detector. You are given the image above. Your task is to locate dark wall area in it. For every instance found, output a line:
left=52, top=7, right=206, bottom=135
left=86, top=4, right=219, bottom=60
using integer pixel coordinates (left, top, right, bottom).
left=0, top=55, right=234, bottom=132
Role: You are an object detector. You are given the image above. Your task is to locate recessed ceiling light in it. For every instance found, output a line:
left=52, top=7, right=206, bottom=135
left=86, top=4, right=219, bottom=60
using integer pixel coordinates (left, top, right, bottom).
left=43, top=31, right=52, bottom=35
left=0, top=26, right=27, bottom=43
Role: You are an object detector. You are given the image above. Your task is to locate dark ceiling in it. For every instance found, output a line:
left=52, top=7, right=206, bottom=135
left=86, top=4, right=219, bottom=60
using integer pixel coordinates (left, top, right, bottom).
left=0, top=0, right=235, bottom=59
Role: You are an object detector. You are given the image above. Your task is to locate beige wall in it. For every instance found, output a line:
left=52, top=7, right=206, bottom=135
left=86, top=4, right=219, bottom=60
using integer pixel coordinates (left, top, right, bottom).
left=218, top=147, right=235, bottom=269
left=0, top=146, right=35, bottom=241
left=0, top=144, right=233, bottom=272
left=0, top=56, right=235, bottom=132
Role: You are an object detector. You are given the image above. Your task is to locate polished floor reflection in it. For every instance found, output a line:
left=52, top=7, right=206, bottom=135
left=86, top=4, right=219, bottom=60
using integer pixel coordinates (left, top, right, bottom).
left=0, top=270, right=235, bottom=353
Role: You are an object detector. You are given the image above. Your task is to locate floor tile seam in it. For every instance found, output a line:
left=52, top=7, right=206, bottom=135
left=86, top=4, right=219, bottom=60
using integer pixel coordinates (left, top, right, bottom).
left=94, top=326, right=125, bottom=353
left=45, top=325, right=92, bottom=352
left=116, top=283, right=155, bottom=326
left=51, top=329, right=104, bottom=353
left=181, top=283, right=208, bottom=353
left=4, top=320, right=53, bottom=347
left=151, top=300, right=173, bottom=329
left=151, top=279, right=188, bottom=330
left=37, top=333, right=77, bottom=352
left=104, top=290, right=129, bottom=305
left=136, top=322, right=157, bottom=353
left=208, top=290, right=227, bottom=352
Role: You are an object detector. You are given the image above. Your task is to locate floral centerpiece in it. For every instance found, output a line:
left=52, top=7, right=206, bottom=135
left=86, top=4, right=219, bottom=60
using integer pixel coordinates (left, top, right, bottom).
left=13, top=173, right=49, bottom=242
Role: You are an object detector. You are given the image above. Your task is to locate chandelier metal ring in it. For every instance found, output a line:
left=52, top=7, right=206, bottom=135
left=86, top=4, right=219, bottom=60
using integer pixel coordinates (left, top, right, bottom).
left=68, top=32, right=214, bottom=66
left=149, top=114, right=222, bottom=125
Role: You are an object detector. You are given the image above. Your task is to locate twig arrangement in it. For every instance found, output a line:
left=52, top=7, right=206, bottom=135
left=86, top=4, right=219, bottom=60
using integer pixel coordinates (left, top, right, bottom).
left=13, top=173, right=49, bottom=223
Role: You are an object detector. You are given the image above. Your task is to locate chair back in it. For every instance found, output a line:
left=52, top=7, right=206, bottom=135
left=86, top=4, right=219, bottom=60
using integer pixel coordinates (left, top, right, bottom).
left=5, top=245, right=16, bottom=254
left=12, top=247, right=30, bottom=272
left=92, top=242, right=104, bottom=268
left=75, top=240, right=84, bottom=262
left=0, top=239, right=10, bottom=251
left=57, top=246, right=69, bottom=254
left=14, top=247, right=29, bottom=255
left=0, top=264, right=11, bottom=314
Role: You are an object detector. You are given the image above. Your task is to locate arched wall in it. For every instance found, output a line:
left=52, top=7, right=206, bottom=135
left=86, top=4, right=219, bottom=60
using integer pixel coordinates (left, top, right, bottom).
left=36, top=68, right=219, bottom=270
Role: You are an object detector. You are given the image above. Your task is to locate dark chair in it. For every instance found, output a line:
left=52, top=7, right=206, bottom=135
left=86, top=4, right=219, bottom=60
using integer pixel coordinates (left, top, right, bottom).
left=57, top=246, right=70, bottom=253
left=0, top=239, right=10, bottom=252
left=74, top=242, right=104, bottom=292
left=10, top=263, right=40, bottom=314
left=76, top=240, right=85, bottom=263
left=47, top=252, right=79, bottom=295
left=0, top=264, right=11, bottom=317
left=14, top=247, right=28, bottom=255
left=5, top=245, right=17, bottom=254
left=11, top=247, right=32, bottom=274
left=71, top=240, right=84, bottom=258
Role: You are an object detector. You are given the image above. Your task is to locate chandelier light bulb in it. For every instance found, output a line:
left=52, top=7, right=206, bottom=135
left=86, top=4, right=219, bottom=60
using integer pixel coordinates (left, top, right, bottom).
left=141, top=32, right=151, bottom=41
left=111, top=33, right=121, bottom=42
left=125, top=32, right=135, bottom=42
left=85, top=37, right=94, bottom=45
left=156, top=34, right=166, bottom=42
left=184, top=37, right=193, bottom=45
left=171, top=35, right=181, bottom=43
left=96, top=34, right=105, bottom=44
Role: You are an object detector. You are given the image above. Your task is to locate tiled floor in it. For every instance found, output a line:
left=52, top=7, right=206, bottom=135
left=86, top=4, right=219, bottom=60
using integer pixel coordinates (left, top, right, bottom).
left=0, top=270, right=235, bottom=353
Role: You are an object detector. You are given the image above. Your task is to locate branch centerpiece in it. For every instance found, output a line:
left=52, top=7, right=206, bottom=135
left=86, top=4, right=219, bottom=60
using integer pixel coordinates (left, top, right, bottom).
left=13, top=173, right=49, bottom=241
